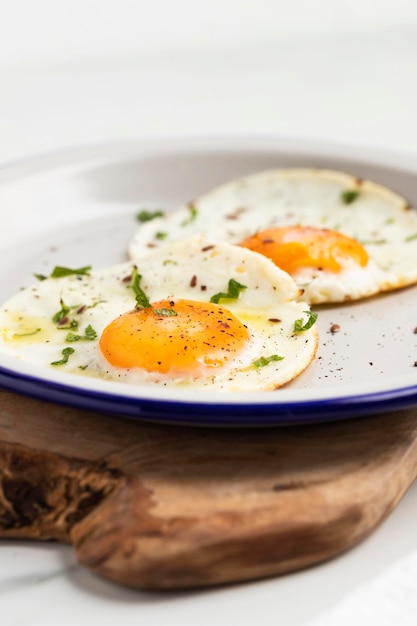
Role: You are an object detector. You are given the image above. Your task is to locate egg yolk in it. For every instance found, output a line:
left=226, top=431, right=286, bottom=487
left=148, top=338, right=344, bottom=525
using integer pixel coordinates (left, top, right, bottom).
left=240, top=226, right=369, bottom=274
left=99, top=298, right=250, bottom=377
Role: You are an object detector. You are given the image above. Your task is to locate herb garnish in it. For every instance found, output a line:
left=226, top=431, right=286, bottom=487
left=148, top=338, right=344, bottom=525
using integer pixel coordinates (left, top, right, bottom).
left=13, top=328, right=42, bottom=338
left=155, top=231, right=168, bottom=240
left=137, top=209, right=165, bottom=222
left=251, top=355, right=284, bottom=369
left=130, top=266, right=151, bottom=309
left=210, top=279, right=247, bottom=304
left=52, top=298, right=103, bottom=332
left=34, top=265, right=92, bottom=281
left=52, top=299, right=78, bottom=326
left=405, top=233, right=417, bottom=242
left=152, top=308, right=178, bottom=317
left=66, top=324, right=98, bottom=343
left=340, top=189, right=360, bottom=205
left=181, top=203, right=198, bottom=226
left=51, top=266, right=91, bottom=278
left=294, top=310, right=318, bottom=332
left=129, top=266, right=177, bottom=316
left=51, top=347, right=75, bottom=366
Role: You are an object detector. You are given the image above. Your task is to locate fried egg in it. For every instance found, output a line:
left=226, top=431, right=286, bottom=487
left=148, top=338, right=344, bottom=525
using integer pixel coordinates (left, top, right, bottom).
left=0, top=238, right=318, bottom=391
left=128, top=169, right=417, bottom=304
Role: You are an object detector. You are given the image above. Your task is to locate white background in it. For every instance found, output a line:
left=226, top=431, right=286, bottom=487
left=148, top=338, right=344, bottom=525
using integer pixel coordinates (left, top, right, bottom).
left=1, top=0, right=417, bottom=164
left=2, top=1, right=417, bottom=624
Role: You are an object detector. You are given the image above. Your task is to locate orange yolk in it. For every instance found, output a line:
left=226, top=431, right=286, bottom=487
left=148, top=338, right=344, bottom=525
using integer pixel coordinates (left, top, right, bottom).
left=99, top=298, right=250, bottom=377
left=240, top=226, right=369, bottom=274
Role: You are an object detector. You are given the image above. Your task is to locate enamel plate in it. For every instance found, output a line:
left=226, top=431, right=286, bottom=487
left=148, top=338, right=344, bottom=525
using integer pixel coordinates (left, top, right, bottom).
left=1, top=137, right=417, bottom=425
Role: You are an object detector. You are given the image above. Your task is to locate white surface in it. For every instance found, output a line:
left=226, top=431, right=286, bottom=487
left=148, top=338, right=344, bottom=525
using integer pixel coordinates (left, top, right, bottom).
left=1, top=0, right=417, bottom=624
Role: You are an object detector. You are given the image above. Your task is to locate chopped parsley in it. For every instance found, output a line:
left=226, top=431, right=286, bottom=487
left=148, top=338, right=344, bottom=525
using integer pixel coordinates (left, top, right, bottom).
left=129, top=266, right=176, bottom=316
left=65, top=324, right=98, bottom=342
left=405, top=233, right=417, bottom=242
left=210, top=279, right=247, bottom=304
left=130, top=266, right=151, bottom=309
left=294, top=310, right=318, bottom=332
left=13, top=328, right=42, bottom=338
left=50, top=265, right=91, bottom=278
left=35, top=265, right=92, bottom=281
left=155, top=231, right=168, bottom=240
left=181, top=203, right=198, bottom=226
left=52, top=298, right=104, bottom=334
left=340, top=189, right=360, bottom=205
left=136, top=209, right=165, bottom=222
left=152, top=308, right=178, bottom=317
left=52, top=299, right=78, bottom=326
left=251, top=355, right=284, bottom=369
left=51, top=347, right=75, bottom=366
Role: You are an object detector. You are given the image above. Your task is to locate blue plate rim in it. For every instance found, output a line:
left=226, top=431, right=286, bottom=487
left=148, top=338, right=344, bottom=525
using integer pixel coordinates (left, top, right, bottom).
left=0, top=364, right=416, bottom=426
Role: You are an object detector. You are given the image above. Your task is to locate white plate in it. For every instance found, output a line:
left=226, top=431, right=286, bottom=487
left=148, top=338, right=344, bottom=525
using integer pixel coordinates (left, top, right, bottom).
left=0, top=136, right=417, bottom=426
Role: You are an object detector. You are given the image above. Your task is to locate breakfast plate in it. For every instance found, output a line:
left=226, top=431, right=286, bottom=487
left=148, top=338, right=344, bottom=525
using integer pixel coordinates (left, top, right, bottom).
left=0, top=136, right=417, bottom=425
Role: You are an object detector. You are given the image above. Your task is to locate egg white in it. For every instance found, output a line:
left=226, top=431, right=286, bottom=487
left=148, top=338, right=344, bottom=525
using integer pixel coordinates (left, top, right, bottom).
left=128, top=168, right=417, bottom=304
left=0, top=238, right=318, bottom=391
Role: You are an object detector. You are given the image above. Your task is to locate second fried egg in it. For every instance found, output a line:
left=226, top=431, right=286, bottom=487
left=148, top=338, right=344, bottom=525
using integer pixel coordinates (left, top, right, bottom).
left=128, top=169, right=417, bottom=304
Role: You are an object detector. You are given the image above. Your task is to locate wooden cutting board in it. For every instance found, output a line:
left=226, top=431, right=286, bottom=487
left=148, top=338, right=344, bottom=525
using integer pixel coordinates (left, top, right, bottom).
left=0, top=388, right=416, bottom=591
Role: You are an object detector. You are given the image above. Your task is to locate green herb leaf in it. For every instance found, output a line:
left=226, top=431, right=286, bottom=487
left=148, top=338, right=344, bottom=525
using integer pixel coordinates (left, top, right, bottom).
left=65, top=324, right=98, bottom=343
left=34, top=273, right=47, bottom=281
left=181, top=203, right=198, bottom=226
left=136, top=209, right=165, bottom=222
left=61, top=319, right=78, bottom=330
left=50, top=266, right=92, bottom=278
left=294, top=310, right=318, bottom=332
left=155, top=231, right=168, bottom=240
left=405, top=233, right=417, bottom=242
left=52, top=299, right=72, bottom=324
left=65, top=332, right=82, bottom=342
left=210, top=279, right=247, bottom=304
left=340, top=189, right=360, bottom=205
left=152, top=308, right=178, bottom=316
left=13, top=328, right=42, bottom=338
left=251, top=355, right=284, bottom=369
left=130, top=266, right=151, bottom=309
left=51, top=347, right=75, bottom=366
left=84, top=324, right=98, bottom=340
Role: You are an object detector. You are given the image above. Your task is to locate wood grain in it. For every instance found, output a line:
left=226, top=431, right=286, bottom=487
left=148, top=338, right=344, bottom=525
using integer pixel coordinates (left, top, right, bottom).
left=0, top=388, right=416, bottom=590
